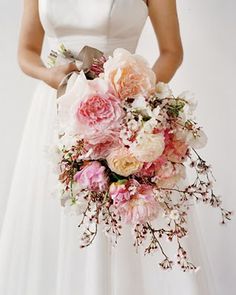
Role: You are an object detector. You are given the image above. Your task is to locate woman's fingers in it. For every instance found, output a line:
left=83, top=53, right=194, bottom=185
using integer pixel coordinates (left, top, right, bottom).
left=64, top=62, right=79, bottom=74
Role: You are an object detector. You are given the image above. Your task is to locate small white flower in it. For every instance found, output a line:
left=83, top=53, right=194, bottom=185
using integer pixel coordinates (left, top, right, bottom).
left=64, top=197, right=88, bottom=216
left=77, top=148, right=93, bottom=160
left=187, top=186, right=195, bottom=193
left=57, top=134, right=78, bottom=150
left=120, top=128, right=133, bottom=145
left=128, top=184, right=138, bottom=195
left=127, top=119, right=140, bottom=131
left=142, top=118, right=157, bottom=133
left=178, top=90, right=197, bottom=115
left=132, top=96, right=147, bottom=110
left=186, top=129, right=208, bottom=149
left=169, top=209, right=180, bottom=220
left=152, top=106, right=161, bottom=118
left=155, top=82, right=173, bottom=99
left=153, top=189, right=166, bottom=203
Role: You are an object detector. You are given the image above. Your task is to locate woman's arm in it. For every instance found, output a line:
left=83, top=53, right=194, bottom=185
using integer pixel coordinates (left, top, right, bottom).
left=148, top=0, right=184, bottom=83
left=17, top=0, right=77, bottom=89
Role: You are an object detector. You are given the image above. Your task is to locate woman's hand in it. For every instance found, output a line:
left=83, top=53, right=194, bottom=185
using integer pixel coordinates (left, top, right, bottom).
left=17, top=0, right=79, bottom=89
left=42, top=63, right=79, bottom=89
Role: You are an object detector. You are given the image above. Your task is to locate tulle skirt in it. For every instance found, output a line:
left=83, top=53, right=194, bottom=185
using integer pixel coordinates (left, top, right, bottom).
left=0, top=81, right=216, bottom=295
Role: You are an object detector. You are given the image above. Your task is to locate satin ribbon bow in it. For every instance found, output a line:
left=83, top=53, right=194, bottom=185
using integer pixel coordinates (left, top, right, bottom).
left=48, top=44, right=105, bottom=98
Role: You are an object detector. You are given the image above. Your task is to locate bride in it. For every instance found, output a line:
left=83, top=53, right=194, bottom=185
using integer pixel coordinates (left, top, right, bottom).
left=0, top=0, right=215, bottom=294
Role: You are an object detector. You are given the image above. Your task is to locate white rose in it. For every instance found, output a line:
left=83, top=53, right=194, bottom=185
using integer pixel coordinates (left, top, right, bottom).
left=130, top=131, right=165, bottom=162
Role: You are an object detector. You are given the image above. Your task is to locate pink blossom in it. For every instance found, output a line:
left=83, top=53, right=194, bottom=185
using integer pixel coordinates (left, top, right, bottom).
left=74, top=161, right=108, bottom=192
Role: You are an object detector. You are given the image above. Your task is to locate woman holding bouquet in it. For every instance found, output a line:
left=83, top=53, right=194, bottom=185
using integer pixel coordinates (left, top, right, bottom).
left=0, top=1, right=216, bottom=295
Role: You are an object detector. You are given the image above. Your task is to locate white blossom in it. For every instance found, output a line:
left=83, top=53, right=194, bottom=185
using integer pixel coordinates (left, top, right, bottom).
left=155, top=82, right=173, bottom=99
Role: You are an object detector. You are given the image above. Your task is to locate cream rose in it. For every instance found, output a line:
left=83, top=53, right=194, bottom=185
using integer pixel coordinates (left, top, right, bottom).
left=130, top=132, right=165, bottom=162
left=106, top=147, right=143, bottom=177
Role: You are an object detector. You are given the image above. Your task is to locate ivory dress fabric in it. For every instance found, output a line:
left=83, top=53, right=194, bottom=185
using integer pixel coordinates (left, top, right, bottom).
left=0, top=1, right=215, bottom=294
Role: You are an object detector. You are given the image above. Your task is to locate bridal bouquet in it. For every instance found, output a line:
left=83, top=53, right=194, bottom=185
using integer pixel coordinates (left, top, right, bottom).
left=48, top=45, right=232, bottom=272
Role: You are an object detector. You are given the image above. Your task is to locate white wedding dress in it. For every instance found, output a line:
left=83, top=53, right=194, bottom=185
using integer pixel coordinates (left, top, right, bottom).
left=0, top=0, right=216, bottom=294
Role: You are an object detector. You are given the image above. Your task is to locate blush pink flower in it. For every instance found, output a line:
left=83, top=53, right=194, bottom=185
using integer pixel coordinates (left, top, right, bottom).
left=109, top=180, right=131, bottom=206
left=76, top=94, right=121, bottom=128
left=164, top=133, right=188, bottom=163
left=72, top=77, right=124, bottom=140
left=83, top=130, right=122, bottom=159
left=154, top=162, right=186, bottom=189
left=74, top=161, right=108, bottom=192
left=116, top=183, right=160, bottom=224
left=138, top=155, right=167, bottom=177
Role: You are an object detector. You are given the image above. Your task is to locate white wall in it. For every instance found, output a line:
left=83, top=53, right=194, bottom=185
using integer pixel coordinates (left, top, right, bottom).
left=0, top=0, right=235, bottom=294
left=0, top=1, right=36, bottom=225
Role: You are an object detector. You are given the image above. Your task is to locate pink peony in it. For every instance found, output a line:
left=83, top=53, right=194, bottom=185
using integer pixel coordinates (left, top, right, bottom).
left=74, top=161, right=108, bottom=192
left=57, top=72, right=124, bottom=138
left=115, top=183, right=160, bottom=224
left=83, top=130, right=122, bottom=159
left=109, top=180, right=131, bottom=206
left=75, top=78, right=124, bottom=133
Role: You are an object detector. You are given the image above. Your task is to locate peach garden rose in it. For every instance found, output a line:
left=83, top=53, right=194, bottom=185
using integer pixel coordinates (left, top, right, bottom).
left=106, top=146, right=143, bottom=177
left=102, top=48, right=156, bottom=99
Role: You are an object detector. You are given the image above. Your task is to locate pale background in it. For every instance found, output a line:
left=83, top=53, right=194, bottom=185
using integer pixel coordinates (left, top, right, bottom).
left=0, top=0, right=235, bottom=293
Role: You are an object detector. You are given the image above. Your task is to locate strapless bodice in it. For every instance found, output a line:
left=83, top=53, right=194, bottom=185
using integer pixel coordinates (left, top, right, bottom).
left=39, top=0, right=149, bottom=57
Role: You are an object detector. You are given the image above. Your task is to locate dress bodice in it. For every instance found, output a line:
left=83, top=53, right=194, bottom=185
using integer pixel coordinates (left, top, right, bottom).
left=39, top=0, right=149, bottom=57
